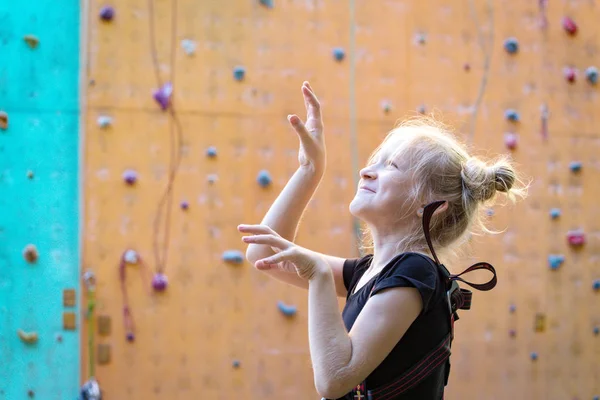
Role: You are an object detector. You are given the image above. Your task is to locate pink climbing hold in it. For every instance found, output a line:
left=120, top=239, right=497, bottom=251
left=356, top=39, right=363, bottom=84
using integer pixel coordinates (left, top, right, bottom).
left=563, top=67, right=576, bottom=83
left=504, top=133, right=518, bottom=150
left=153, top=82, right=173, bottom=110
left=562, top=17, right=577, bottom=35
left=567, top=230, right=585, bottom=247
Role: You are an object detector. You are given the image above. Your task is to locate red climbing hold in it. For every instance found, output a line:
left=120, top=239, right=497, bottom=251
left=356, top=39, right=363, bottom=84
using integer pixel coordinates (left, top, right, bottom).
left=562, top=17, right=577, bottom=35
left=504, top=133, right=518, bottom=150
left=564, top=67, right=576, bottom=83
left=567, top=230, right=585, bottom=246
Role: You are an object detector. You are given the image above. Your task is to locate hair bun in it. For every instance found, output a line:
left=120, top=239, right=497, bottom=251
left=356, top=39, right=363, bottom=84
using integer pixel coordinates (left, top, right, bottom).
left=461, top=158, right=516, bottom=202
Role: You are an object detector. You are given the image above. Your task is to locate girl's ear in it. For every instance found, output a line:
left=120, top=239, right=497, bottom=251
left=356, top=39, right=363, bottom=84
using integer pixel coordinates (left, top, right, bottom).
left=433, top=201, right=449, bottom=216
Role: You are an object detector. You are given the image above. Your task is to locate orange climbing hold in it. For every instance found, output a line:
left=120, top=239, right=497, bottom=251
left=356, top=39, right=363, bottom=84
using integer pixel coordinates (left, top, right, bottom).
left=23, top=35, right=39, bottom=48
left=0, top=111, right=7, bottom=130
left=17, top=329, right=39, bottom=344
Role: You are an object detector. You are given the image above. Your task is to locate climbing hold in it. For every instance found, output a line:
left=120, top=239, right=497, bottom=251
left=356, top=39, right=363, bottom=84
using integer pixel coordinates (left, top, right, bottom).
left=534, top=313, right=546, bottom=332
left=55, top=333, right=63, bottom=342
left=97, top=115, right=113, bottom=128
left=562, top=17, right=577, bottom=35
left=593, top=279, right=600, bottom=291
left=153, top=82, right=173, bottom=110
left=23, top=244, right=39, bottom=263
left=27, top=170, right=34, bottom=179
left=593, top=326, right=599, bottom=336
left=151, top=273, right=168, bottom=292
left=222, top=250, right=244, bottom=264
left=548, top=255, right=565, bottom=270
left=569, top=161, right=582, bottom=172
left=233, top=66, right=246, bottom=81
left=503, top=37, right=519, bottom=54
left=123, top=249, right=138, bottom=264
left=257, top=170, right=272, bottom=187
left=126, top=332, right=135, bottom=342
left=463, top=63, right=470, bottom=72
left=0, top=111, right=8, bottom=130
left=79, top=377, right=102, bottom=400
left=17, top=329, right=38, bottom=344
left=585, top=66, right=598, bottom=84
left=99, top=5, right=115, bottom=21
left=567, top=230, right=585, bottom=246
left=530, top=352, right=538, bottom=361
left=23, top=35, right=39, bottom=49
left=259, top=0, right=274, bottom=8
left=27, top=389, right=34, bottom=397
left=232, top=359, right=241, bottom=368
left=207, top=174, right=218, bottom=184
left=381, top=101, right=392, bottom=114
left=180, top=200, right=189, bottom=210
left=181, top=39, right=196, bottom=56
left=550, top=208, right=561, bottom=219
left=277, top=301, right=297, bottom=317
left=414, top=32, right=427, bottom=45
left=504, top=109, right=519, bottom=122
left=416, top=104, right=426, bottom=114
left=504, top=133, right=518, bottom=150
left=509, top=304, right=516, bottom=313
left=509, top=329, right=517, bottom=337
left=82, top=270, right=97, bottom=290
left=564, top=67, right=576, bottom=83
left=123, top=169, right=138, bottom=185
left=206, top=146, right=217, bottom=158
left=332, top=47, right=345, bottom=61
left=593, top=396, right=599, bottom=400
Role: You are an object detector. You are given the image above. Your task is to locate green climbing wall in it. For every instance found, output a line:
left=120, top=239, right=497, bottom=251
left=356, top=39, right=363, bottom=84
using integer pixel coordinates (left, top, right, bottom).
left=0, top=1, right=82, bottom=399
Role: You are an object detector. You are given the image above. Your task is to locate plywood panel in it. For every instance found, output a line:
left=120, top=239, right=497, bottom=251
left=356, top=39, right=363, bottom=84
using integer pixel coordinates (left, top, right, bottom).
left=82, top=0, right=600, bottom=399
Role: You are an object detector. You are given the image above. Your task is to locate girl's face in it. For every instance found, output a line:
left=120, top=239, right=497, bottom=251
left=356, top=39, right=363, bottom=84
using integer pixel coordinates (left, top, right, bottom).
left=349, top=140, right=417, bottom=227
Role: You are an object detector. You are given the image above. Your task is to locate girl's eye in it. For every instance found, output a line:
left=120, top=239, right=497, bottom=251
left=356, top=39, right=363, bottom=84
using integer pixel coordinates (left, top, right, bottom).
left=386, top=160, right=399, bottom=169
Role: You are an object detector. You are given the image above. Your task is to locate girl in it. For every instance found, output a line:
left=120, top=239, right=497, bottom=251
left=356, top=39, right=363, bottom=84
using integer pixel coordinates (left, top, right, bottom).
left=238, top=82, right=527, bottom=399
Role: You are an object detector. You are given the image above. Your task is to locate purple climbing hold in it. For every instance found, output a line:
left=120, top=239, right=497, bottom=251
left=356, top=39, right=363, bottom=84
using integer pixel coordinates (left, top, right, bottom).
left=332, top=47, right=345, bottom=62
left=509, top=304, right=517, bottom=313
left=503, top=37, right=519, bottom=54
left=180, top=200, right=189, bottom=210
left=99, top=5, right=115, bottom=21
left=123, top=169, right=138, bottom=185
left=416, top=104, right=426, bottom=114
left=586, top=66, right=598, bottom=84
left=152, top=273, right=168, bottom=292
left=153, top=82, right=173, bottom=110
left=126, top=332, right=135, bottom=342
left=509, top=329, right=517, bottom=337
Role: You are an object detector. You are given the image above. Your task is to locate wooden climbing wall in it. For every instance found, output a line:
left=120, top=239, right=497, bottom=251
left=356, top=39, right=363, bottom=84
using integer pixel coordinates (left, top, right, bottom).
left=81, top=0, right=600, bottom=399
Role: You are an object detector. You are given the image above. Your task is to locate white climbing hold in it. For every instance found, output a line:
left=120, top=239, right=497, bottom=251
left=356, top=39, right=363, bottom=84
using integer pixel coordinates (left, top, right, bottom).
left=181, top=39, right=196, bottom=56
left=97, top=116, right=113, bottom=128
left=124, top=249, right=139, bottom=264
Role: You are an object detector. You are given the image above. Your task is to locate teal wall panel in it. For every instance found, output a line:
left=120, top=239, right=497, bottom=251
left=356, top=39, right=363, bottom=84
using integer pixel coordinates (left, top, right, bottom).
left=0, top=2, right=81, bottom=399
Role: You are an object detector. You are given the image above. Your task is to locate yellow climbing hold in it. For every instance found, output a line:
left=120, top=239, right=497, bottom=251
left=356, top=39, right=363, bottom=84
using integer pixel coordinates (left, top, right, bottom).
left=17, top=329, right=38, bottom=344
left=23, top=35, right=39, bottom=49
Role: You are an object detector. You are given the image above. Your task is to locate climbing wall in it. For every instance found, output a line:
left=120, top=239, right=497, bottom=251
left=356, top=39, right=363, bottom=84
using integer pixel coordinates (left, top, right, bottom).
left=78, top=0, right=600, bottom=400
left=0, top=1, right=82, bottom=399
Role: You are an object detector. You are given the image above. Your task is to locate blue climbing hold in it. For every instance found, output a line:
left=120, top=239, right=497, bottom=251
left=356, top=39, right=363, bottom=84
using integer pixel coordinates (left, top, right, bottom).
left=332, top=47, right=345, bottom=62
left=504, top=109, right=519, bottom=122
left=569, top=161, right=582, bottom=173
left=206, top=146, right=217, bottom=158
left=277, top=301, right=297, bottom=317
left=593, top=279, right=600, bottom=291
left=233, top=66, right=246, bottom=81
left=586, top=66, right=598, bottom=84
left=550, top=208, right=561, bottom=219
left=259, top=0, right=274, bottom=8
left=548, top=255, right=565, bottom=270
left=222, top=250, right=244, bottom=264
left=593, top=326, right=599, bottom=336
left=530, top=352, right=538, bottom=361
left=503, top=37, right=519, bottom=54
left=232, top=360, right=241, bottom=368
left=257, top=170, right=272, bottom=187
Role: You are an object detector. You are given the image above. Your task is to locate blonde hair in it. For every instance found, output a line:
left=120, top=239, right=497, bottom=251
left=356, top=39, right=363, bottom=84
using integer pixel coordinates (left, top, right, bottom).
left=359, top=114, right=530, bottom=261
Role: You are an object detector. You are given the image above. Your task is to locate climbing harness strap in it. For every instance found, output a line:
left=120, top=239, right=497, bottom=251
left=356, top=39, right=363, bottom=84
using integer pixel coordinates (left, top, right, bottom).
left=324, top=201, right=498, bottom=400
